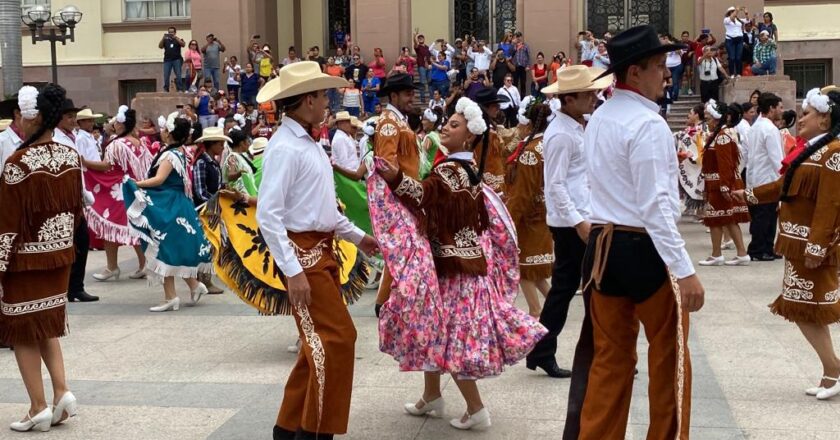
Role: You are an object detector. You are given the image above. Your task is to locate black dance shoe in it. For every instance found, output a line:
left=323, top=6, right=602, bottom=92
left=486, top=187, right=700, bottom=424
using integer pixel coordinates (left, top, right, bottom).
left=526, top=358, right=572, bottom=378
left=68, top=291, right=100, bottom=302
left=272, top=425, right=297, bottom=440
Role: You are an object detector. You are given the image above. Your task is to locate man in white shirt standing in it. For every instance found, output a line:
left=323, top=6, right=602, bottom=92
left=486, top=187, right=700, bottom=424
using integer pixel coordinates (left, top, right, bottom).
left=525, top=66, right=612, bottom=380
left=255, top=61, right=377, bottom=440
left=746, top=92, right=784, bottom=261
left=566, top=26, right=704, bottom=440
left=467, top=40, right=493, bottom=74
left=497, top=74, right=522, bottom=128
left=53, top=100, right=100, bottom=303
left=0, top=97, right=23, bottom=168
left=330, top=111, right=361, bottom=170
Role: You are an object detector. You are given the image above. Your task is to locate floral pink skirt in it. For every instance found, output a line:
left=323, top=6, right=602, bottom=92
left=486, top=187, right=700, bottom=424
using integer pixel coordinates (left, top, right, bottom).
left=370, top=174, right=547, bottom=379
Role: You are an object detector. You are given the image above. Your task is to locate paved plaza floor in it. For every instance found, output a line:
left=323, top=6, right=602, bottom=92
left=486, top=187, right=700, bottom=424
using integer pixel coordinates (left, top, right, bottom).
left=2, top=220, right=840, bottom=439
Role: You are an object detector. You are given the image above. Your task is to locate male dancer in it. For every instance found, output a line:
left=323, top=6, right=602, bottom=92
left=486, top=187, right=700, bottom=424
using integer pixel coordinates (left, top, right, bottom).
left=372, top=73, right=420, bottom=314
left=53, top=100, right=99, bottom=302
left=526, top=66, right=612, bottom=378
left=565, top=26, right=705, bottom=440
left=255, top=61, right=378, bottom=440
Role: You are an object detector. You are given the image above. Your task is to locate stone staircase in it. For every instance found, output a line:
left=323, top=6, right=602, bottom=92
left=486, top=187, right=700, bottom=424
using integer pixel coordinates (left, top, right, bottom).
left=666, top=94, right=702, bottom=132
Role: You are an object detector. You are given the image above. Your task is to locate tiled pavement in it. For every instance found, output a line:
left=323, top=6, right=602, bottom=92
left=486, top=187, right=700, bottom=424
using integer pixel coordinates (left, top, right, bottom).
left=1, top=221, right=839, bottom=439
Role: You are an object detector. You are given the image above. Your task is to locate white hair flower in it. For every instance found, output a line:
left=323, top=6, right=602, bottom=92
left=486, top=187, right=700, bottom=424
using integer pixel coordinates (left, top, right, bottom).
left=233, top=113, right=246, bottom=127
left=115, top=105, right=129, bottom=123
left=157, top=115, right=167, bottom=131
left=706, top=99, right=722, bottom=120
left=454, top=97, right=487, bottom=136
left=518, top=95, right=534, bottom=126
left=164, top=111, right=179, bottom=133
left=423, top=108, right=438, bottom=123
left=18, top=86, right=39, bottom=120
left=363, top=121, right=376, bottom=137
left=216, top=117, right=225, bottom=129
left=802, top=88, right=832, bottom=114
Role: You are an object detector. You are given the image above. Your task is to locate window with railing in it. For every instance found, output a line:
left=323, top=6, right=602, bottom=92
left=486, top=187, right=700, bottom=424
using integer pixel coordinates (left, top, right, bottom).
left=21, top=0, right=50, bottom=10
left=124, top=0, right=190, bottom=20
left=784, top=59, right=831, bottom=99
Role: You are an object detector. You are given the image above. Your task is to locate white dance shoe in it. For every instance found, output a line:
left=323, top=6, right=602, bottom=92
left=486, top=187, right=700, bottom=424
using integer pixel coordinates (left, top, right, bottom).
left=51, top=391, right=78, bottom=425
left=92, top=267, right=120, bottom=281
left=698, top=256, right=724, bottom=266
left=150, top=297, right=180, bottom=312
left=449, top=407, right=491, bottom=430
left=404, top=397, right=445, bottom=417
left=190, top=282, right=208, bottom=305
left=806, top=376, right=832, bottom=396
left=128, top=269, right=147, bottom=280
left=721, top=240, right=735, bottom=250
left=724, top=255, right=751, bottom=266
left=10, top=407, right=52, bottom=432
left=817, top=376, right=840, bottom=400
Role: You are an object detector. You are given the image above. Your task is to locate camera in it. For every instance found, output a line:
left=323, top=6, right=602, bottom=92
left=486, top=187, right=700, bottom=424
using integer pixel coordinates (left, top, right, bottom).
left=704, top=70, right=711, bottom=76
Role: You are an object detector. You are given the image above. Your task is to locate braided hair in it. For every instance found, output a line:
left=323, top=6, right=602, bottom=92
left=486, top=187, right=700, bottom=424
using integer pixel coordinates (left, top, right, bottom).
left=147, top=117, right=191, bottom=178
left=781, top=91, right=840, bottom=201
left=522, top=103, right=552, bottom=147
left=18, top=84, right=67, bottom=150
left=468, top=110, right=493, bottom=186
left=116, top=109, right=137, bottom=139
left=703, top=100, right=738, bottom=153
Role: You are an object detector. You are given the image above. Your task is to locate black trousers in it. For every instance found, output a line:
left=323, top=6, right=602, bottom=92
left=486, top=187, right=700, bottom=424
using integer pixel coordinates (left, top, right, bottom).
left=527, top=227, right=587, bottom=364
left=748, top=202, right=778, bottom=257
left=700, top=79, right=720, bottom=103
left=514, top=65, right=528, bottom=96
left=69, top=218, right=89, bottom=294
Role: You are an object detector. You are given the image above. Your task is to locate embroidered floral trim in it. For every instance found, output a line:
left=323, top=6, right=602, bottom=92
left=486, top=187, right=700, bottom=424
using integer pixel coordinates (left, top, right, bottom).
left=291, top=238, right=329, bottom=270
left=523, top=253, right=554, bottom=265
left=394, top=174, right=424, bottom=205
left=0, top=233, right=16, bottom=272
left=535, top=194, right=545, bottom=203
left=38, top=213, right=74, bottom=243
left=293, top=304, right=326, bottom=432
left=720, top=185, right=730, bottom=193
left=453, top=227, right=479, bottom=248
left=482, top=172, right=504, bottom=190
left=19, top=144, right=79, bottom=173
left=534, top=141, right=544, bottom=155
left=806, top=243, right=827, bottom=258
left=379, top=122, right=398, bottom=137
left=780, top=222, right=810, bottom=240
left=703, top=172, right=720, bottom=180
left=1, top=292, right=66, bottom=316
left=825, top=152, right=840, bottom=172
left=437, top=165, right=481, bottom=198
left=176, top=217, right=196, bottom=235
left=716, top=134, right=732, bottom=145
left=433, top=243, right=483, bottom=259
left=3, top=163, right=25, bottom=185
left=811, top=146, right=829, bottom=161
left=783, top=261, right=815, bottom=301
left=519, top=151, right=539, bottom=166
left=745, top=189, right=759, bottom=205
left=704, top=204, right=749, bottom=218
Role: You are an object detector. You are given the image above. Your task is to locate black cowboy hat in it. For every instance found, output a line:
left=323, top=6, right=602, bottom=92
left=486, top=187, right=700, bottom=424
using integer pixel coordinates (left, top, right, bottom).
left=473, top=87, right=510, bottom=107
left=0, top=95, right=19, bottom=119
left=59, top=98, right=81, bottom=115
left=377, top=73, right=419, bottom=97
left=597, top=25, right=686, bottom=79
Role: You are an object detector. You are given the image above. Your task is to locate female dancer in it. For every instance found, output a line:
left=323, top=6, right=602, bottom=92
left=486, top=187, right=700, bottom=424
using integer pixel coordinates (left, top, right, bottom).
left=123, top=114, right=212, bottom=312
left=419, top=107, right=445, bottom=178
left=0, top=84, right=81, bottom=431
left=734, top=88, right=840, bottom=399
left=506, top=102, right=553, bottom=317
left=85, top=105, right=151, bottom=281
left=223, top=129, right=258, bottom=197
left=675, top=104, right=706, bottom=217
left=376, top=98, right=546, bottom=430
left=697, top=100, right=751, bottom=266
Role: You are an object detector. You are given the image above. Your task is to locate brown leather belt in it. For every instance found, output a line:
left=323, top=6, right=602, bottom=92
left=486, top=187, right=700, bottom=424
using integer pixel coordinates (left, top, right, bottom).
left=586, top=224, right=647, bottom=292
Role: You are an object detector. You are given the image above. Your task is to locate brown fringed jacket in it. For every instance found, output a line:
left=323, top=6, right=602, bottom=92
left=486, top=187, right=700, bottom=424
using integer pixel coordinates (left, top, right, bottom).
left=375, top=109, right=420, bottom=180
left=389, top=159, right=489, bottom=277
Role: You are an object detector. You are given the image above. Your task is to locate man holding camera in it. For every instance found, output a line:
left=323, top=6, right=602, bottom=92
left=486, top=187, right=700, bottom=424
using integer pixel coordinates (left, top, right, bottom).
left=490, top=49, right=515, bottom=90
left=468, top=40, right=493, bottom=75
left=202, top=33, right=226, bottom=92
left=159, top=26, right=186, bottom=92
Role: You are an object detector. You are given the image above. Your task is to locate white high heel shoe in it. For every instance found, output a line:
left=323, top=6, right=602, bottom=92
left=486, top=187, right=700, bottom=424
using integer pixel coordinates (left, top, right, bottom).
left=404, top=397, right=445, bottom=417
left=817, top=376, right=840, bottom=400
left=92, top=267, right=121, bottom=281
left=128, top=269, right=147, bottom=280
left=51, top=391, right=78, bottom=425
left=190, top=282, right=208, bottom=306
left=10, top=407, right=52, bottom=432
left=806, top=376, right=832, bottom=396
left=150, top=297, right=180, bottom=312
left=449, top=407, right=491, bottom=430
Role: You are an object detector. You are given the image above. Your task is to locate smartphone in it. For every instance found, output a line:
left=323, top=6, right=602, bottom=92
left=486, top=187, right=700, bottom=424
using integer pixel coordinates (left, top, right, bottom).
left=253, top=34, right=261, bottom=39
left=701, top=28, right=710, bottom=35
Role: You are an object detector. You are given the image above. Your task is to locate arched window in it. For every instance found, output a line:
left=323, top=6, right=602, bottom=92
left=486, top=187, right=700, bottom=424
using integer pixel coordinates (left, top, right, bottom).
left=327, top=0, right=351, bottom=51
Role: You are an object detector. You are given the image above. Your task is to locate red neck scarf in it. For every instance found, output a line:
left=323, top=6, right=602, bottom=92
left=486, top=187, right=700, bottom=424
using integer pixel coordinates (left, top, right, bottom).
left=780, top=136, right=808, bottom=174
left=615, top=81, right=644, bottom=96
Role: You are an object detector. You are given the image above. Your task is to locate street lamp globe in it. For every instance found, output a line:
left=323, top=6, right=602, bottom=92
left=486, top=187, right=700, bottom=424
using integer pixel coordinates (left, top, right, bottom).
left=26, top=4, right=51, bottom=26
left=59, top=5, right=83, bottom=27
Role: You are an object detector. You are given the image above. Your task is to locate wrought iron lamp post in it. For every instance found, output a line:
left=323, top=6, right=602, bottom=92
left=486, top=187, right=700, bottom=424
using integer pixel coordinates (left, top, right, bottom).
left=21, top=4, right=83, bottom=84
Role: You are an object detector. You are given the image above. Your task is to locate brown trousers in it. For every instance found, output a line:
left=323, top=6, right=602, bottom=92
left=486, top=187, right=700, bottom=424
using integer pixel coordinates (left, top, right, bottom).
left=276, top=232, right=357, bottom=435
left=578, top=282, right=692, bottom=440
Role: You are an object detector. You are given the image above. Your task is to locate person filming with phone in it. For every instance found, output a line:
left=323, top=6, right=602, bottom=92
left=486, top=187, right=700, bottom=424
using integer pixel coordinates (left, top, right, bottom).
left=201, top=33, right=226, bottom=91
left=159, top=26, right=186, bottom=92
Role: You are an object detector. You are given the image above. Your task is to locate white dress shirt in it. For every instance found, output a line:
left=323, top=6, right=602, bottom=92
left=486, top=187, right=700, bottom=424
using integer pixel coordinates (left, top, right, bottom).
left=256, top=116, right=365, bottom=277
left=544, top=111, right=589, bottom=228
left=586, top=89, right=694, bottom=279
left=53, top=128, right=95, bottom=206
left=468, top=47, right=493, bottom=71
left=0, top=124, right=22, bottom=169
left=745, top=115, right=783, bottom=188
left=331, top=128, right=360, bottom=170
left=735, top=118, right=752, bottom=168
left=431, top=44, right=456, bottom=63
left=74, top=129, right=103, bottom=163
left=498, top=85, right=521, bottom=111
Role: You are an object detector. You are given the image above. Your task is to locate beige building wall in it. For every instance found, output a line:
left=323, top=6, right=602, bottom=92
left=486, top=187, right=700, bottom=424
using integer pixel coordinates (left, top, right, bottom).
left=411, top=0, right=450, bottom=43
left=301, top=0, right=326, bottom=54
left=766, top=4, right=840, bottom=40
left=277, top=0, right=295, bottom=55
left=673, top=0, right=694, bottom=35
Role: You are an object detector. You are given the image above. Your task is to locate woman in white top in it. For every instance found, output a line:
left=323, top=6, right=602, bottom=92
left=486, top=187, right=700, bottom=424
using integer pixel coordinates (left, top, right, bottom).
left=698, top=46, right=730, bottom=103
left=224, top=56, right=241, bottom=101
left=724, top=6, right=749, bottom=77
left=498, top=74, right=522, bottom=128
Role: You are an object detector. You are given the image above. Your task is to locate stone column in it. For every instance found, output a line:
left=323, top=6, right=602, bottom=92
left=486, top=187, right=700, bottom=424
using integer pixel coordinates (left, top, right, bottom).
left=516, top=0, right=525, bottom=32
left=399, top=0, right=412, bottom=51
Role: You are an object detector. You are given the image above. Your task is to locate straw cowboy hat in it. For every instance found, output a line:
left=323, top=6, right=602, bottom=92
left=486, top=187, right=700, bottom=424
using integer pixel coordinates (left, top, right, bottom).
left=257, top=61, right=348, bottom=103
left=334, top=111, right=353, bottom=122
left=249, top=137, right=268, bottom=155
left=597, top=25, right=686, bottom=79
left=0, top=119, right=11, bottom=132
left=541, top=65, right=614, bottom=95
left=350, top=116, right=364, bottom=129
left=194, top=126, right=232, bottom=144
left=76, top=108, right=103, bottom=120
left=822, top=85, right=839, bottom=95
